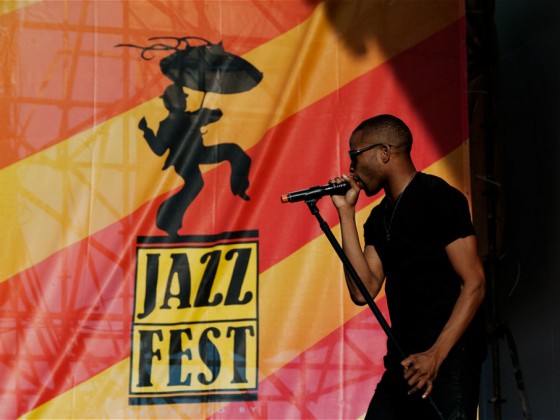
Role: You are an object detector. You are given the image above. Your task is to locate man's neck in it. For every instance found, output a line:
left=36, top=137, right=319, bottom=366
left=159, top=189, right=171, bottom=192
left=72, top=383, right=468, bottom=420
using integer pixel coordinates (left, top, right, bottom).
left=385, top=167, right=417, bottom=202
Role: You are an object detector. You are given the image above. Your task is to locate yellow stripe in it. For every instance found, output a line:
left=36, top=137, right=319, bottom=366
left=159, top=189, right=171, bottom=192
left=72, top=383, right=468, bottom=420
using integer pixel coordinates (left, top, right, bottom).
left=0, top=0, right=39, bottom=15
left=0, top=1, right=462, bottom=282
left=24, top=145, right=470, bottom=419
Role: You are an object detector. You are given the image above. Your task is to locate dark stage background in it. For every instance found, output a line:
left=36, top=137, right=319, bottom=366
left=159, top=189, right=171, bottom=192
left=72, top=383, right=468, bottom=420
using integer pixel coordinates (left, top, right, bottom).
left=469, top=1, right=560, bottom=419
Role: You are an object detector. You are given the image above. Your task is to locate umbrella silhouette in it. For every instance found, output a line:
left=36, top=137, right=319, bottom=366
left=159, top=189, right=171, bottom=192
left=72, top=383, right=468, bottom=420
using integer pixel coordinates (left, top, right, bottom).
left=116, top=36, right=263, bottom=95
left=160, top=40, right=262, bottom=94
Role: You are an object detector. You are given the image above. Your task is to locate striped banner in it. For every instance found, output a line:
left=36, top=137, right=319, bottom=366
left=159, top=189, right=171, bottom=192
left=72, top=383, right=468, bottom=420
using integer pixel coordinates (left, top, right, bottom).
left=0, top=1, right=469, bottom=418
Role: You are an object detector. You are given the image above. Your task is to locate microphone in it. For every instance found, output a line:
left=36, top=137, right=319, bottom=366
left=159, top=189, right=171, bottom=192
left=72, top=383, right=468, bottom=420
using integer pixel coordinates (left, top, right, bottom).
left=281, top=182, right=350, bottom=203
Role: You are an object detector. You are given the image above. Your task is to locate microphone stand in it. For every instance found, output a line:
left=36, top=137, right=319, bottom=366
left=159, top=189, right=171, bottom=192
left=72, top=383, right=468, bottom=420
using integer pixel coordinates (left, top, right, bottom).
left=304, top=198, right=445, bottom=420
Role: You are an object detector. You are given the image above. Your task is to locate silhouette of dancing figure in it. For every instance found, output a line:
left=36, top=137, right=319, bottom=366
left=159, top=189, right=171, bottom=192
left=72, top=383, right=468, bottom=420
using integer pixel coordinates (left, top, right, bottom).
left=138, top=83, right=251, bottom=236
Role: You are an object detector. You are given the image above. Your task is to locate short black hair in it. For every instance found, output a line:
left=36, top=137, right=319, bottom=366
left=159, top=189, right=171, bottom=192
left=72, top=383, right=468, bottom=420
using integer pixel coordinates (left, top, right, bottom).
left=353, top=114, right=413, bottom=154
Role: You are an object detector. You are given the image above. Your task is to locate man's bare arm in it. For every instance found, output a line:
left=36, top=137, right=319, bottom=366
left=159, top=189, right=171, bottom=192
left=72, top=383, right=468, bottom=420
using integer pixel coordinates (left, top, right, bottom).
left=332, top=175, right=385, bottom=305
left=401, top=235, right=486, bottom=398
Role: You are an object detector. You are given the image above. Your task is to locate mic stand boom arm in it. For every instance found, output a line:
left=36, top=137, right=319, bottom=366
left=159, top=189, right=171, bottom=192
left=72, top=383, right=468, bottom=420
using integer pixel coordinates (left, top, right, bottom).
left=304, top=199, right=444, bottom=420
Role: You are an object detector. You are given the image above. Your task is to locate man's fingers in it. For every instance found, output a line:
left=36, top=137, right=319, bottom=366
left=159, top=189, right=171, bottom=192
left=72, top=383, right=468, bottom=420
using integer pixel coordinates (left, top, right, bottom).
left=422, top=380, right=433, bottom=399
left=406, top=374, right=432, bottom=397
left=406, top=372, right=422, bottom=391
left=401, top=356, right=436, bottom=398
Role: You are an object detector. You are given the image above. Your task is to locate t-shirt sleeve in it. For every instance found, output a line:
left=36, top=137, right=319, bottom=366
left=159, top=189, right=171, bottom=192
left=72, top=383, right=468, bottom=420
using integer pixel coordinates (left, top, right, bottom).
left=363, top=214, right=374, bottom=247
left=432, top=183, right=475, bottom=247
left=363, top=205, right=382, bottom=247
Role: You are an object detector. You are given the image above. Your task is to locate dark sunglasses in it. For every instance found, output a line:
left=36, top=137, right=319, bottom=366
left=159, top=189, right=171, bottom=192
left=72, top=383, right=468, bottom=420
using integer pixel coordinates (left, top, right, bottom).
left=348, top=143, right=384, bottom=163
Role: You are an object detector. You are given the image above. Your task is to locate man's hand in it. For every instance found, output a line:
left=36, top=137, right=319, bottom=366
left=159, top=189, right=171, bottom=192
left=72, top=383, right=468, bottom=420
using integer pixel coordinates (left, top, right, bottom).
left=401, top=348, right=445, bottom=399
left=329, top=174, right=360, bottom=210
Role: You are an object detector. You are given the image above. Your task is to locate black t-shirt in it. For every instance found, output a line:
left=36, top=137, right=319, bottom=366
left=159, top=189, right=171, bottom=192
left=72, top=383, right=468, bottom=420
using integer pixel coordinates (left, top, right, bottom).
left=364, top=172, right=484, bottom=361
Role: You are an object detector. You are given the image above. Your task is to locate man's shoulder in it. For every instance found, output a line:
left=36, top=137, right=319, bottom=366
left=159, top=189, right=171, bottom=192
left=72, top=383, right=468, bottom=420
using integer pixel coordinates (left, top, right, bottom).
left=415, top=172, right=465, bottom=198
left=416, top=172, right=449, bottom=188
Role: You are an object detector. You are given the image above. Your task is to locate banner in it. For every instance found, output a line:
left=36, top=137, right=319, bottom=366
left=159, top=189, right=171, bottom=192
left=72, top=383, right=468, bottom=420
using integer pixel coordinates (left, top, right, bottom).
left=0, top=1, right=470, bottom=418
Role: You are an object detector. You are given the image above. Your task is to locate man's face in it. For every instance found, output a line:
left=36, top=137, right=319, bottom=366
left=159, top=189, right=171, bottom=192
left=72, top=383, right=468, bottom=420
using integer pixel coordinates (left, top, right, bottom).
left=348, top=130, right=385, bottom=197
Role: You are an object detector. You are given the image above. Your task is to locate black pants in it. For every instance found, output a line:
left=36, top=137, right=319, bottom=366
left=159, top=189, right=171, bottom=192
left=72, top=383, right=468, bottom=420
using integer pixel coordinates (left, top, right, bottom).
left=365, top=344, right=483, bottom=420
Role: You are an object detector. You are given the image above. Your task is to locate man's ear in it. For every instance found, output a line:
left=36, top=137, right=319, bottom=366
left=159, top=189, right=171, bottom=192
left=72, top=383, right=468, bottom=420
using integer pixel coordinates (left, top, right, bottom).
left=381, top=145, right=391, bottom=164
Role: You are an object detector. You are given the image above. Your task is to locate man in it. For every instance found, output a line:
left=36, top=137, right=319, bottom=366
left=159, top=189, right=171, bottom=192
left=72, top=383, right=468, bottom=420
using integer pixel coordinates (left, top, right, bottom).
left=330, top=114, right=486, bottom=419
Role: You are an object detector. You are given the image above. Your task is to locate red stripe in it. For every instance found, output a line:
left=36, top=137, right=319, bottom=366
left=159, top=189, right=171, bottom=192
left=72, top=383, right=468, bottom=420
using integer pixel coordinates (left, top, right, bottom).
left=211, top=299, right=389, bottom=419
left=0, top=0, right=317, bottom=169
left=0, top=20, right=465, bottom=417
left=183, top=18, right=467, bottom=257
